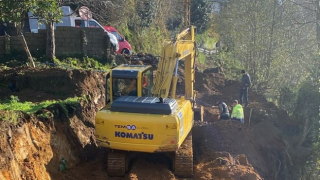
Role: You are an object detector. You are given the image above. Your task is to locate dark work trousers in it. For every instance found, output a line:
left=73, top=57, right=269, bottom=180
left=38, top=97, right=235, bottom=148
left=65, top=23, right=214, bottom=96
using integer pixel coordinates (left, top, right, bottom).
left=220, top=114, right=230, bottom=120
left=239, top=88, right=248, bottom=107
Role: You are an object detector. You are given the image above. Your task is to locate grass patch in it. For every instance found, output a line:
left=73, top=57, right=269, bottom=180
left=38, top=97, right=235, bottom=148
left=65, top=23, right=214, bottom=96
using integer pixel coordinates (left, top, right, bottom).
left=0, top=110, right=22, bottom=124
left=35, top=56, right=112, bottom=71
left=197, top=52, right=207, bottom=64
left=0, top=95, right=81, bottom=114
left=57, top=57, right=112, bottom=70
left=196, top=29, right=218, bottom=50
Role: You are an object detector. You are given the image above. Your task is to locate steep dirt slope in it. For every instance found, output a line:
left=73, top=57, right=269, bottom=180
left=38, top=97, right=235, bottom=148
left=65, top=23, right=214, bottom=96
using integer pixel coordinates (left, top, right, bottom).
left=191, top=68, right=297, bottom=180
left=0, top=67, right=299, bottom=180
left=0, top=67, right=106, bottom=180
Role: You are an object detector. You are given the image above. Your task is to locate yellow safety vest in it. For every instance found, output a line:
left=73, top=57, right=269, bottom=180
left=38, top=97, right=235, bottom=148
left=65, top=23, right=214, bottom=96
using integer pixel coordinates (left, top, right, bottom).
left=231, top=104, right=244, bottom=119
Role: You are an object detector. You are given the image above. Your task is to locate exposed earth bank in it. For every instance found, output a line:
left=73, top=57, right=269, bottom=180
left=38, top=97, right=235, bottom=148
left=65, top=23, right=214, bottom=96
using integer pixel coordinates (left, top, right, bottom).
left=0, top=66, right=305, bottom=180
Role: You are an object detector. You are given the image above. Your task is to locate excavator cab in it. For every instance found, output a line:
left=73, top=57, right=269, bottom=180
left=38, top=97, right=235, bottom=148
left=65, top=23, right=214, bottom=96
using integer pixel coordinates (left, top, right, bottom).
left=106, top=64, right=153, bottom=103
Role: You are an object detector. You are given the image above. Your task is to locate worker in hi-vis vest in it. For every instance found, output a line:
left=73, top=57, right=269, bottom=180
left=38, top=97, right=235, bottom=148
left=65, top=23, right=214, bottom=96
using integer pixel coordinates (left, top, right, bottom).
left=231, top=100, right=244, bottom=123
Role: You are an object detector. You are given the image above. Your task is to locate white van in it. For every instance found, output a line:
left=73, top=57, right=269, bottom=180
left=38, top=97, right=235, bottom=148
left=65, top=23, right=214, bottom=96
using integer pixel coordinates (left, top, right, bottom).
left=27, top=6, right=119, bottom=52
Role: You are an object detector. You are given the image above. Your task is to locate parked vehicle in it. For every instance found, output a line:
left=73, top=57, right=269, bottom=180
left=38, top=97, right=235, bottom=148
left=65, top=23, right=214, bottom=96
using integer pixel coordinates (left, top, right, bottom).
left=103, top=26, right=132, bottom=55
left=26, top=6, right=119, bottom=52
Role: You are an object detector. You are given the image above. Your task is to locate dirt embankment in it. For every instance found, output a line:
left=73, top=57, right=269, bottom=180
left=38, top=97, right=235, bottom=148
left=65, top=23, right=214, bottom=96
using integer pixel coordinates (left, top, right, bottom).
left=0, top=67, right=302, bottom=180
left=0, top=67, right=106, bottom=180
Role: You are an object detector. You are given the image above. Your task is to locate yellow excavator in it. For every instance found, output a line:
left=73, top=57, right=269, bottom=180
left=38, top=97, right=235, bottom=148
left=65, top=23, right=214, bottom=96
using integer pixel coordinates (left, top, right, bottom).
left=95, top=26, right=196, bottom=177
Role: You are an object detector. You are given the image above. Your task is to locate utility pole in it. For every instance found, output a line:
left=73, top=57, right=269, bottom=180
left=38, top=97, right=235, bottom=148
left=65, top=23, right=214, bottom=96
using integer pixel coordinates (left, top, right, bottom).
left=183, top=0, right=191, bottom=27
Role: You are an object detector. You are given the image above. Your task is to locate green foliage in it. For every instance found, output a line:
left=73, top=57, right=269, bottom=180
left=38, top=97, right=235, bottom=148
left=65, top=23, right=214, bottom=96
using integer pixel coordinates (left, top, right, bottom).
left=114, top=23, right=133, bottom=42
left=31, top=0, right=62, bottom=24
left=166, top=15, right=183, bottom=31
left=214, top=51, right=243, bottom=80
left=191, top=0, right=212, bottom=33
left=216, top=0, right=314, bottom=96
left=196, top=27, right=218, bottom=49
left=36, top=111, right=53, bottom=119
left=82, top=94, right=91, bottom=104
left=197, top=52, right=206, bottom=64
left=0, top=95, right=82, bottom=114
left=0, top=110, right=21, bottom=125
left=130, top=22, right=169, bottom=54
left=278, top=87, right=298, bottom=113
left=113, top=0, right=182, bottom=54
left=290, top=78, right=320, bottom=179
left=0, top=0, right=35, bottom=22
left=58, top=102, right=69, bottom=118
left=0, top=0, right=62, bottom=31
left=47, top=56, right=111, bottom=71
left=82, top=57, right=99, bottom=69
left=135, top=0, right=157, bottom=28
left=294, top=80, right=319, bottom=120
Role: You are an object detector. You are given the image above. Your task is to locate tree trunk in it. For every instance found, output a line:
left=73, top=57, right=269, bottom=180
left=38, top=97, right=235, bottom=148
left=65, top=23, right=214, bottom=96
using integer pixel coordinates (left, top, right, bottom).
left=17, top=19, right=35, bottom=68
left=316, top=0, right=320, bottom=49
left=46, top=22, right=55, bottom=61
left=298, top=102, right=311, bottom=147
left=265, top=0, right=277, bottom=80
left=21, top=34, right=35, bottom=68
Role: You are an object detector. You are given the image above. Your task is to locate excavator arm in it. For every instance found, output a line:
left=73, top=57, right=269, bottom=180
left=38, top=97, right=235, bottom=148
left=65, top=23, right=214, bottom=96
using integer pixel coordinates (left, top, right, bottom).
left=152, top=26, right=195, bottom=100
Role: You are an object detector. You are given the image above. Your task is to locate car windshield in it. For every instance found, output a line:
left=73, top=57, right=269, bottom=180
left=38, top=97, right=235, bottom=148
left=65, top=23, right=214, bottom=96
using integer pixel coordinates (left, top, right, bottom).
left=89, top=21, right=100, bottom=28
left=111, top=31, right=123, bottom=41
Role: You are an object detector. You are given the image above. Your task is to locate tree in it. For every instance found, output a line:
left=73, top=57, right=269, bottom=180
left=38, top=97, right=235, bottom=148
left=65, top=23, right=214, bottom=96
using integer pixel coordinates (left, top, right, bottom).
left=216, top=0, right=319, bottom=178
left=216, top=0, right=314, bottom=93
left=0, top=0, right=63, bottom=65
left=32, top=0, right=62, bottom=61
left=0, top=0, right=36, bottom=67
left=293, top=79, right=320, bottom=179
left=190, top=0, right=211, bottom=33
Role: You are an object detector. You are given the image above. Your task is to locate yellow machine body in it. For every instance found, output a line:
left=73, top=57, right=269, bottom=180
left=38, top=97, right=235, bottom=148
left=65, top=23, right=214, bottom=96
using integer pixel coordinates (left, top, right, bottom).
left=95, top=96, right=194, bottom=153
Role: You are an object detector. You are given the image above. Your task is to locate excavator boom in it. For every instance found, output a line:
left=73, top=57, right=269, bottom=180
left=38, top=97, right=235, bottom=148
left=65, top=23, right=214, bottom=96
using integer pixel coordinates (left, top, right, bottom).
left=152, top=26, right=195, bottom=99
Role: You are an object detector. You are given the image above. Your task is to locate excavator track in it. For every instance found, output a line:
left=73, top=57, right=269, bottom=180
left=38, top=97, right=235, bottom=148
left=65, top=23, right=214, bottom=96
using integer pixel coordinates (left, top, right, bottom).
left=107, top=150, right=127, bottom=177
left=174, top=131, right=193, bottom=177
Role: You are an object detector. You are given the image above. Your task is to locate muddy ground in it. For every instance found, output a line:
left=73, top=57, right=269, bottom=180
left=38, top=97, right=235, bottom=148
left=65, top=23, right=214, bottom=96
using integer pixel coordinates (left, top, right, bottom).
left=0, top=66, right=305, bottom=180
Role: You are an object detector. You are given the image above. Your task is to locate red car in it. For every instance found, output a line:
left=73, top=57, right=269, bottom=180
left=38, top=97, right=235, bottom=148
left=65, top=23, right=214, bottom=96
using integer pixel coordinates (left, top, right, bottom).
left=103, top=26, right=132, bottom=55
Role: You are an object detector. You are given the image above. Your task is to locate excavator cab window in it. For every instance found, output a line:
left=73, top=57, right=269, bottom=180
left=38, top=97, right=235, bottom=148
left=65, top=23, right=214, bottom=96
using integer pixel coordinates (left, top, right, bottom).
left=112, top=78, right=137, bottom=100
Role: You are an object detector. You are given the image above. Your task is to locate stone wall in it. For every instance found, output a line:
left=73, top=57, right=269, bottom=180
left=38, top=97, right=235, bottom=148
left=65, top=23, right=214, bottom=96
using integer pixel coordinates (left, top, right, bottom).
left=0, top=26, right=110, bottom=58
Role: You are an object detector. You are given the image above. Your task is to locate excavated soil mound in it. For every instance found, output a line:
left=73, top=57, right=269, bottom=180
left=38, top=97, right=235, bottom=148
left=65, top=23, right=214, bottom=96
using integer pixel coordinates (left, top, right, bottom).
left=0, top=66, right=299, bottom=180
